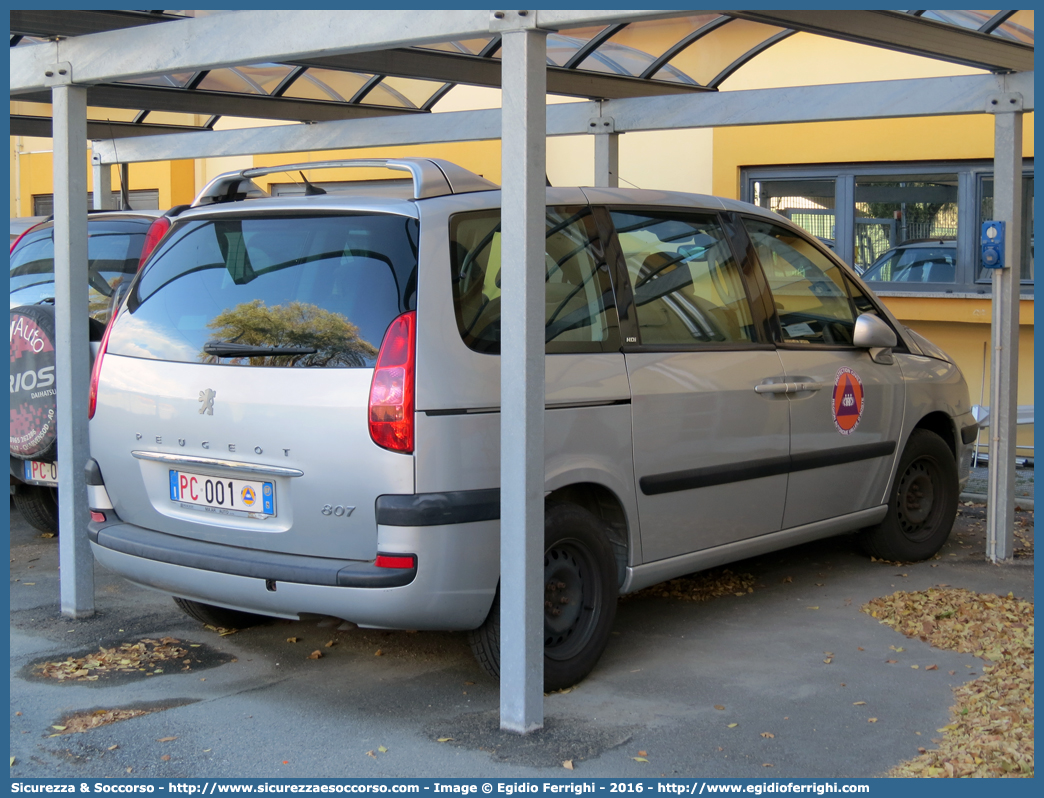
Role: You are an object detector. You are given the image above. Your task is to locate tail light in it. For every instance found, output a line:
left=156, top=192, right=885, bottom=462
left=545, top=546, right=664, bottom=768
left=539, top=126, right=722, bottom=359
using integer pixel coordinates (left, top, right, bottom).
left=137, top=216, right=171, bottom=270
left=368, top=311, right=416, bottom=453
left=88, top=314, right=116, bottom=419
left=375, top=554, right=416, bottom=569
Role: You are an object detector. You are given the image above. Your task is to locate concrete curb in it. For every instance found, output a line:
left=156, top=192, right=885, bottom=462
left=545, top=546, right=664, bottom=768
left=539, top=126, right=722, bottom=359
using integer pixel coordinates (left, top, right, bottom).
left=959, top=491, right=1034, bottom=509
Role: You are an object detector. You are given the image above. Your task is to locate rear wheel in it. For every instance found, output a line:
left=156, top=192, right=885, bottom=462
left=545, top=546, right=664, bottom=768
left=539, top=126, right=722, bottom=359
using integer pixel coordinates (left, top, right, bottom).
left=860, top=428, right=958, bottom=561
left=469, top=502, right=619, bottom=691
left=13, top=484, right=59, bottom=535
left=173, top=597, right=268, bottom=630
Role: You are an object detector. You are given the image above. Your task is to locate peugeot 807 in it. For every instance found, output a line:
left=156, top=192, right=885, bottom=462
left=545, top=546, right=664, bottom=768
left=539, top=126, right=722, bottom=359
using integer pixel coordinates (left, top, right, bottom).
left=85, top=158, right=976, bottom=690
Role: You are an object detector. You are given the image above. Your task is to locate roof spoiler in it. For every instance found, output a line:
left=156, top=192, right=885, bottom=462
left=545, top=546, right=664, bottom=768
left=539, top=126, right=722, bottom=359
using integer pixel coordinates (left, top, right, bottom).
left=191, top=158, right=499, bottom=207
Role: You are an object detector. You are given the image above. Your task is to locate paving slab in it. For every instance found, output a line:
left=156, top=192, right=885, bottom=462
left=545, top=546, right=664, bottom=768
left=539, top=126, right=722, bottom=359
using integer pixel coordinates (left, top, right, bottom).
left=8, top=500, right=1032, bottom=779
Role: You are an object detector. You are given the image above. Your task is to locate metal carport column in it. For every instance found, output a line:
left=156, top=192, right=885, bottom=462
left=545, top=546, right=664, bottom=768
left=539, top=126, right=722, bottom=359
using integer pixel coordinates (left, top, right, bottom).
left=50, top=80, right=96, bottom=617
left=496, top=12, right=547, bottom=733
left=986, top=84, right=1024, bottom=562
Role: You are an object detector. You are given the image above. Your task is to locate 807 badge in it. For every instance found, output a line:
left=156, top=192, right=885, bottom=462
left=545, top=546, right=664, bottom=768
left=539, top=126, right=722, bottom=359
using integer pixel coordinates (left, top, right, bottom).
left=832, top=367, right=864, bottom=435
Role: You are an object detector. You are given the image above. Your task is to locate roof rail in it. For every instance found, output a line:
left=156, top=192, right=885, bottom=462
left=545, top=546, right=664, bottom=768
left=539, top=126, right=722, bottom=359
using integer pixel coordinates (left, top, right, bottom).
left=191, top=158, right=499, bottom=207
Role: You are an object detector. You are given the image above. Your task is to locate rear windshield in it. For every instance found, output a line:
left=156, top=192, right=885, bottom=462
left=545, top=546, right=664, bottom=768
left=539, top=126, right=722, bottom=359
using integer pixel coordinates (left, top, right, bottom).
left=9, top=220, right=149, bottom=322
left=108, top=214, right=419, bottom=368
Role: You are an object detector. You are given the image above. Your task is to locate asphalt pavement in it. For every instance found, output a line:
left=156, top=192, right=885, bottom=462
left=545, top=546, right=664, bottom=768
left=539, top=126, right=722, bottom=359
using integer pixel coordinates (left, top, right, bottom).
left=8, top=499, right=1033, bottom=779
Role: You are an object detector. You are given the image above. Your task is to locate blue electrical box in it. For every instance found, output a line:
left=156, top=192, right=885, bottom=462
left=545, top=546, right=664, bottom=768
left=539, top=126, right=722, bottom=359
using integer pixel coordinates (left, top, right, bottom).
left=981, top=221, right=1006, bottom=269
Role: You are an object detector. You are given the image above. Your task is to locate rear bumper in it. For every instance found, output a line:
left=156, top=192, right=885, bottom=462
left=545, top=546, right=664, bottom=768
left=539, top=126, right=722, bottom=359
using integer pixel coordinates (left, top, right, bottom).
left=88, top=515, right=500, bottom=630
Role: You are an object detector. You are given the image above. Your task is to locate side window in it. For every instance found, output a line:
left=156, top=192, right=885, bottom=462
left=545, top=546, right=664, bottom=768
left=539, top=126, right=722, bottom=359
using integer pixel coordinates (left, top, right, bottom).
left=449, top=207, right=621, bottom=354
left=744, top=218, right=859, bottom=345
left=608, top=210, right=755, bottom=345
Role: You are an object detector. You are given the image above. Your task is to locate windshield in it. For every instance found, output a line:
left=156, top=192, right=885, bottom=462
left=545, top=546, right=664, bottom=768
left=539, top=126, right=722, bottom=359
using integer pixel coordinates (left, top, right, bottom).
left=9, top=221, right=149, bottom=321
left=108, top=214, right=419, bottom=368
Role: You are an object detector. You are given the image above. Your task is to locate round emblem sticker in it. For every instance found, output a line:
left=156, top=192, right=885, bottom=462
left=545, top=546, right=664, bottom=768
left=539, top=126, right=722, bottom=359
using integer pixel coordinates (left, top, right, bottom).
left=832, top=367, right=864, bottom=435
left=241, top=486, right=256, bottom=506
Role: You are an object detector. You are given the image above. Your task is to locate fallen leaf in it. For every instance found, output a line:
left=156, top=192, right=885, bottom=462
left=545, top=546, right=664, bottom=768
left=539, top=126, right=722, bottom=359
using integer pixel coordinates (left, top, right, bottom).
left=156, top=736, right=177, bottom=742
left=307, top=650, right=323, bottom=660
left=853, top=701, right=866, bottom=706
left=763, top=763, right=774, bottom=767
left=823, top=658, right=833, bottom=664
left=714, top=705, right=725, bottom=711
left=824, top=652, right=834, bottom=657
left=782, top=576, right=793, bottom=583
left=911, top=665, right=919, bottom=669
left=374, top=649, right=383, bottom=657
left=562, top=760, right=574, bottom=770
left=286, top=637, right=299, bottom=643
left=325, top=640, right=335, bottom=648
left=807, top=606, right=819, bottom=610
left=868, top=718, right=878, bottom=723
left=10, top=758, right=15, bottom=767
left=14, top=712, right=21, bottom=717
left=632, top=757, right=649, bottom=763
left=126, top=768, right=132, bottom=774
left=857, top=647, right=864, bottom=651
left=160, top=755, right=171, bottom=762
left=436, top=737, right=453, bottom=743
left=760, top=732, right=775, bottom=738
left=378, top=746, right=388, bottom=753
left=51, top=726, right=67, bottom=731
left=925, top=664, right=938, bottom=671
left=886, top=659, right=898, bottom=664
left=366, top=750, right=376, bottom=759
left=108, top=745, right=118, bottom=751
left=727, top=723, right=738, bottom=728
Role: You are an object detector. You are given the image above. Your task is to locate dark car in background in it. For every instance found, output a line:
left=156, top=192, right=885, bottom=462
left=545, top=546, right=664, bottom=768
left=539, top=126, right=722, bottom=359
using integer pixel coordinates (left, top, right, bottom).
left=10, top=210, right=166, bottom=533
left=861, top=239, right=957, bottom=284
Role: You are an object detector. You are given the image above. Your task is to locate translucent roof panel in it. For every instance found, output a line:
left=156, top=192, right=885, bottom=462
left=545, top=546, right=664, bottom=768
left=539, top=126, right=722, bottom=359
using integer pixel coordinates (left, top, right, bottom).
left=197, top=68, right=265, bottom=95
left=653, top=19, right=788, bottom=87
left=282, top=69, right=373, bottom=103
left=992, top=11, right=1034, bottom=43
left=234, top=65, right=296, bottom=95
left=362, top=76, right=448, bottom=109
left=416, top=38, right=495, bottom=56
left=119, top=72, right=197, bottom=89
left=601, top=15, right=723, bottom=61
left=545, top=27, right=605, bottom=67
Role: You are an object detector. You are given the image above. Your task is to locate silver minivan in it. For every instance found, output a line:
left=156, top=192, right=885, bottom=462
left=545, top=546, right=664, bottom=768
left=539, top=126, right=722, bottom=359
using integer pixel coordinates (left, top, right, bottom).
left=86, top=158, right=976, bottom=690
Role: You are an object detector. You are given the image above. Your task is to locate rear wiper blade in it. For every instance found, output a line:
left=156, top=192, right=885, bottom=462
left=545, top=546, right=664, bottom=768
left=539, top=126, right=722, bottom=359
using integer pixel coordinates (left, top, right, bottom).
left=203, top=342, right=318, bottom=357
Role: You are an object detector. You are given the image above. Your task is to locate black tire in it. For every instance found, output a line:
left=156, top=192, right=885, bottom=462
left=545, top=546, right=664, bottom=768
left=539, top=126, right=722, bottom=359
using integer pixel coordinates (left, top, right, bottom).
left=13, top=484, right=59, bottom=535
left=10, top=305, right=59, bottom=462
left=469, top=502, right=619, bottom=692
left=860, top=429, right=958, bottom=561
left=173, top=597, right=269, bottom=630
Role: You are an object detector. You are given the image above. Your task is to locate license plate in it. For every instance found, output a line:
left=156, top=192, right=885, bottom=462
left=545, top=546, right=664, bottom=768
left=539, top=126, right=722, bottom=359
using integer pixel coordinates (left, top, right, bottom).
left=24, top=460, right=58, bottom=486
left=169, top=470, right=276, bottom=518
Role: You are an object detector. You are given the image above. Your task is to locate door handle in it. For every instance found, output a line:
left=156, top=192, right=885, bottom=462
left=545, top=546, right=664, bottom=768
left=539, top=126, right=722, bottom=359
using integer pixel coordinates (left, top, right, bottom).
left=754, top=382, right=825, bottom=395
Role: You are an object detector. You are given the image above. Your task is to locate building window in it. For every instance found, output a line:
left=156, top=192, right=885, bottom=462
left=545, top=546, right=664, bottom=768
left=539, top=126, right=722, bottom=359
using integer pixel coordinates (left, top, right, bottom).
left=32, top=189, right=160, bottom=216
left=854, top=174, right=958, bottom=276
left=751, top=179, right=836, bottom=249
left=742, top=161, right=1033, bottom=294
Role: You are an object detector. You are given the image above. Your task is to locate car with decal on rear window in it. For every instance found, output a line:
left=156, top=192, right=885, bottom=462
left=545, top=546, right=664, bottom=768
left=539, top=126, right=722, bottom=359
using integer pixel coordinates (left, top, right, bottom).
left=84, top=159, right=975, bottom=690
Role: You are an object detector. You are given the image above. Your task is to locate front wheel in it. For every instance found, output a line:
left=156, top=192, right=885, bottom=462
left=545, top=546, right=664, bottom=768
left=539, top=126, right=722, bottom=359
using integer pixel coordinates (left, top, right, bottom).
left=859, top=429, right=958, bottom=561
left=469, top=502, right=619, bottom=692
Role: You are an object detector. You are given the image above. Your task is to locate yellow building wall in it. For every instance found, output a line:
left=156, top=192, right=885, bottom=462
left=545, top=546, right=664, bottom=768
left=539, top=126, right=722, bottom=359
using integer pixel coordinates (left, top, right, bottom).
left=10, top=135, right=196, bottom=217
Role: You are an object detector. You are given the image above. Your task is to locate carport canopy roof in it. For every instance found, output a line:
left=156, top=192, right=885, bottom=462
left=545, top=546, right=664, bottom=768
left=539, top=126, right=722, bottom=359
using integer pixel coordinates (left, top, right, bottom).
left=9, top=9, right=1035, bottom=139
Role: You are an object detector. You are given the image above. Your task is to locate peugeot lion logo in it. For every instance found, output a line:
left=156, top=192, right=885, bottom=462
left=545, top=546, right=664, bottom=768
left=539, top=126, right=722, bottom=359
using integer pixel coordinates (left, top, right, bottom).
left=198, top=388, right=217, bottom=415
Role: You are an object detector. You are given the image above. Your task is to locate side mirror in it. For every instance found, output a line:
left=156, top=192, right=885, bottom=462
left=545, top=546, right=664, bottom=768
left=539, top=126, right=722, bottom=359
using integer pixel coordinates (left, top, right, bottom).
left=853, top=313, right=897, bottom=364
